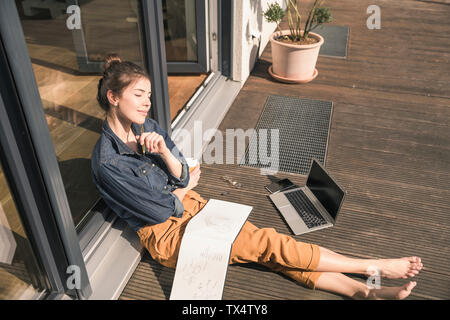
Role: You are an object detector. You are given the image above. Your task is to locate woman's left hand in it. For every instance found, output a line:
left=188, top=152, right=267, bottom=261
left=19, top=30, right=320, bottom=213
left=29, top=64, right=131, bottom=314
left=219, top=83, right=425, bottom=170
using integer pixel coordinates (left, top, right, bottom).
left=135, top=132, right=169, bottom=155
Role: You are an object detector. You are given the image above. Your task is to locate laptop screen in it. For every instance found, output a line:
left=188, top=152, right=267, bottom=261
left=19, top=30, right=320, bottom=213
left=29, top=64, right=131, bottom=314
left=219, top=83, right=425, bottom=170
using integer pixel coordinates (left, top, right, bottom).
left=306, top=160, right=345, bottom=220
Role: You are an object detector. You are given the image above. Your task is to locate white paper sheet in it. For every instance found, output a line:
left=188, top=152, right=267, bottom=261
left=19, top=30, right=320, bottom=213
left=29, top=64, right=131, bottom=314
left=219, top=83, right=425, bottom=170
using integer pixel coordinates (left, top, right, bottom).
left=170, top=199, right=252, bottom=300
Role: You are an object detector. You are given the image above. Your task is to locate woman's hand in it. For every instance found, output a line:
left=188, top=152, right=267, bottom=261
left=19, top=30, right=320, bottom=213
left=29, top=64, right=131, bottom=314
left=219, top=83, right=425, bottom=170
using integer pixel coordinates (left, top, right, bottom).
left=135, top=132, right=169, bottom=155
left=172, top=164, right=201, bottom=203
left=186, top=164, right=201, bottom=190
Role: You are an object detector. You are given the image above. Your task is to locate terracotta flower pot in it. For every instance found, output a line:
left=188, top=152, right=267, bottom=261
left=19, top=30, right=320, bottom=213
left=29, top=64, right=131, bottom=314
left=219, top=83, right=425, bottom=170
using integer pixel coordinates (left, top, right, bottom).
left=269, top=30, right=324, bottom=83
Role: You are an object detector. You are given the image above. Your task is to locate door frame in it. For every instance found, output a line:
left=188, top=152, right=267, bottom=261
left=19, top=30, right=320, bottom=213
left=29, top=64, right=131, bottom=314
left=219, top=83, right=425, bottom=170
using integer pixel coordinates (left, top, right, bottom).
left=0, top=1, right=91, bottom=298
left=0, top=58, right=57, bottom=299
left=166, top=0, right=208, bottom=73
left=67, top=0, right=208, bottom=75
left=218, top=0, right=233, bottom=78
left=141, top=0, right=172, bottom=134
left=0, top=1, right=91, bottom=299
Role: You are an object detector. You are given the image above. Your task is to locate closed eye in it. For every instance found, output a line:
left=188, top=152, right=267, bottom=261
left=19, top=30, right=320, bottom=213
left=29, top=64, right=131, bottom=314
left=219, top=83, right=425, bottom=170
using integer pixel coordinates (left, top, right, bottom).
left=135, top=94, right=151, bottom=99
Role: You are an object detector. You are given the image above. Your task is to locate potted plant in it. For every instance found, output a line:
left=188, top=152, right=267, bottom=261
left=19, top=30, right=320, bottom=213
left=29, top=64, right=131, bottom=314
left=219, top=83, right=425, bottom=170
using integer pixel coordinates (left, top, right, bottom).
left=263, top=0, right=332, bottom=83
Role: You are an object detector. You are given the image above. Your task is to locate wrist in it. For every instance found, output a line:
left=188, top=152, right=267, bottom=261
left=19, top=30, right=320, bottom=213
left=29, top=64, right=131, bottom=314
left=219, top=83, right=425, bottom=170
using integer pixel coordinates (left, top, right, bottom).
left=172, top=187, right=188, bottom=202
left=160, top=149, right=172, bottom=159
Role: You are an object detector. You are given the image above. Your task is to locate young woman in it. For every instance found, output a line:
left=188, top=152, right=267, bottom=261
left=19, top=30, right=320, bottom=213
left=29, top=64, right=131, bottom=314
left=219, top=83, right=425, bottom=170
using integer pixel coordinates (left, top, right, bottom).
left=91, top=54, right=423, bottom=300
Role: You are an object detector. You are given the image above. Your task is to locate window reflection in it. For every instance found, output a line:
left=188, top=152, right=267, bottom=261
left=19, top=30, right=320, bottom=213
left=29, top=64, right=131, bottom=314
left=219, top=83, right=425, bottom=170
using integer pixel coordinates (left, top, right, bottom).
left=0, top=163, right=47, bottom=299
left=15, top=0, right=145, bottom=229
left=163, top=0, right=198, bottom=62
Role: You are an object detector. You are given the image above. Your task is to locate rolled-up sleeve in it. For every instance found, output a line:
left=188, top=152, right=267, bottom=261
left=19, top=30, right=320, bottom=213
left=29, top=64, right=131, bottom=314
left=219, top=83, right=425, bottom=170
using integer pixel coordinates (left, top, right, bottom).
left=97, top=163, right=184, bottom=225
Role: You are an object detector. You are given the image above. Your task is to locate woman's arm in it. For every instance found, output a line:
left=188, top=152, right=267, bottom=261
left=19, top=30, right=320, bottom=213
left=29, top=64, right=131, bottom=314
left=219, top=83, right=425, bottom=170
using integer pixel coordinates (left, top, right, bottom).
left=136, top=129, right=185, bottom=181
left=95, top=163, right=184, bottom=225
left=160, top=150, right=182, bottom=179
left=172, top=188, right=188, bottom=203
left=172, top=164, right=201, bottom=202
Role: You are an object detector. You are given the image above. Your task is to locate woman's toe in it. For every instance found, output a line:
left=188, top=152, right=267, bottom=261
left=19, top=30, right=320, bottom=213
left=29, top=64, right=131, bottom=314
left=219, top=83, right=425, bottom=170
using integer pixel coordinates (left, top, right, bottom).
left=410, top=256, right=419, bottom=263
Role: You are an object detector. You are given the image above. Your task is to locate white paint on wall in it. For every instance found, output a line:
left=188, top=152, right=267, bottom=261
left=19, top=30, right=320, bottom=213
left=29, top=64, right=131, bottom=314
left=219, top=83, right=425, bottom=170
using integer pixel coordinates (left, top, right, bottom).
left=232, top=0, right=286, bottom=82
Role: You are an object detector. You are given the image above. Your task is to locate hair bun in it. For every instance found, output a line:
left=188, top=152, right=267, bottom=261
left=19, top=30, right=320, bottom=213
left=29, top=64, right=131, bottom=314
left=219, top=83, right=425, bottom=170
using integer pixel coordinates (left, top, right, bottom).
left=104, top=53, right=122, bottom=70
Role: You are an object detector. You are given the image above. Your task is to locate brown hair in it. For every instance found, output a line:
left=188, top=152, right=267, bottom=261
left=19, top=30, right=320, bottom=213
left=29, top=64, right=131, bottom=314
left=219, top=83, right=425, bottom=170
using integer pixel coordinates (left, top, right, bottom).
left=96, top=53, right=149, bottom=112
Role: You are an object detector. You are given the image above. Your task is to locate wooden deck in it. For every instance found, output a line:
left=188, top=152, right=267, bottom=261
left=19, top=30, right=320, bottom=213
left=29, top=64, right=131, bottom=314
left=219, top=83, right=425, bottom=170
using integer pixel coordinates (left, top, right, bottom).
left=119, top=0, right=450, bottom=300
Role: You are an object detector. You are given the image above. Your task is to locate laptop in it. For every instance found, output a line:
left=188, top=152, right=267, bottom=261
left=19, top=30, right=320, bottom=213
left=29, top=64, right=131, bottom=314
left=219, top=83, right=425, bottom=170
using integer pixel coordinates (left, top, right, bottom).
left=269, top=159, right=346, bottom=235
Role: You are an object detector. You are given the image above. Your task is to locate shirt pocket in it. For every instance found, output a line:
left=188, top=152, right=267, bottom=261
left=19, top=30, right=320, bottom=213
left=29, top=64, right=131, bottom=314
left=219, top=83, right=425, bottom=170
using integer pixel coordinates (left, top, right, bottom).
left=131, top=163, right=168, bottom=191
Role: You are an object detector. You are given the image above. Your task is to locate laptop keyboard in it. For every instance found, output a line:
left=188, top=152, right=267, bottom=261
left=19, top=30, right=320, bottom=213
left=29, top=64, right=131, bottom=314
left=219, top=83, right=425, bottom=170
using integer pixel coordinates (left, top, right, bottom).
left=284, top=190, right=328, bottom=229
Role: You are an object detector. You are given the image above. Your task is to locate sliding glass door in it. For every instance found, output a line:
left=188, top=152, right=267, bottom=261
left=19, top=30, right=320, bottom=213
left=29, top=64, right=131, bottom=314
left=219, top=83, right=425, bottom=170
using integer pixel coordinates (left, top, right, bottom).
left=163, top=0, right=210, bottom=123
left=163, top=0, right=207, bottom=73
left=0, top=159, right=47, bottom=299
left=14, top=0, right=147, bottom=231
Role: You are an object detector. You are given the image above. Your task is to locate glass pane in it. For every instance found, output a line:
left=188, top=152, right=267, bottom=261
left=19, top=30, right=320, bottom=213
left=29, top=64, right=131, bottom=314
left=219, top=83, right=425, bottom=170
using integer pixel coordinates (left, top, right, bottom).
left=0, top=163, right=47, bottom=299
left=15, top=0, right=145, bottom=230
left=82, top=0, right=144, bottom=64
left=163, top=0, right=198, bottom=62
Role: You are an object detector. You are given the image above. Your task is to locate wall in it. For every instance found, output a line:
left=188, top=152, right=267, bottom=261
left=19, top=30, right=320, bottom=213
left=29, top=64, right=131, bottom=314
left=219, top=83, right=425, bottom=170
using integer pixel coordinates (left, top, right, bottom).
left=232, top=0, right=286, bottom=83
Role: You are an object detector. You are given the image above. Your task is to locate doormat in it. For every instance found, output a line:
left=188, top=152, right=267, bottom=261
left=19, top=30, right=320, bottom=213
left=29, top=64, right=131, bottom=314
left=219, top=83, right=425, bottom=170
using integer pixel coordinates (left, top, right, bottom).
left=239, top=95, right=333, bottom=176
left=314, top=25, right=349, bottom=58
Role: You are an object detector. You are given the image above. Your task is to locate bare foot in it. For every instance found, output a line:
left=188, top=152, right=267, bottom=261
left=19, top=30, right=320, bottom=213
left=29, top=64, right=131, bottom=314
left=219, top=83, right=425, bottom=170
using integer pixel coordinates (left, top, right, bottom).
left=367, top=281, right=417, bottom=300
left=368, top=257, right=423, bottom=279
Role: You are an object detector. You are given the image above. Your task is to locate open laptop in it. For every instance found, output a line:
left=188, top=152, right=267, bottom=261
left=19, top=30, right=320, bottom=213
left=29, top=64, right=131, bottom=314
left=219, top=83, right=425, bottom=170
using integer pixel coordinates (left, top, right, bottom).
left=269, top=159, right=346, bottom=235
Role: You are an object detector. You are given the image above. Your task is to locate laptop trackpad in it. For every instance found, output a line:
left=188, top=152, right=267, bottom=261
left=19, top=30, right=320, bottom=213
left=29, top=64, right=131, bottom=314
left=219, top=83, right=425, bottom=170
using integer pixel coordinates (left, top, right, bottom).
left=279, top=205, right=300, bottom=221
left=270, top=192, right=291, bottom=207
left=278, top=206, right=308, bottom=234
left=270, top=193, right=309, bottom=235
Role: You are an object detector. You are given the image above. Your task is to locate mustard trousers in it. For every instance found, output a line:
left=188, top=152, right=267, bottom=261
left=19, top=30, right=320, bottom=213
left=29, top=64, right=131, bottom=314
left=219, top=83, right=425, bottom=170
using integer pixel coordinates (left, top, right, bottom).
left=137, top=190, right=323, bottom=289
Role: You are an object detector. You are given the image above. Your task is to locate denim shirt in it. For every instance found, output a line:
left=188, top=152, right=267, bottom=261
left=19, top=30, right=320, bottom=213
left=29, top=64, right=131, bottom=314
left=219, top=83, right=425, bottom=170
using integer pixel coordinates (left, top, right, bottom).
left=91, top=118, right=189, bottom=232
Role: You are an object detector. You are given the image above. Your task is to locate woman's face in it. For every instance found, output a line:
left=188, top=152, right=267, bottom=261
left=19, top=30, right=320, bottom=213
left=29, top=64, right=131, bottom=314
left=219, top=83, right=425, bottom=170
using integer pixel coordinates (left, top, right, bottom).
left=110, top=77, right=151, bottom=125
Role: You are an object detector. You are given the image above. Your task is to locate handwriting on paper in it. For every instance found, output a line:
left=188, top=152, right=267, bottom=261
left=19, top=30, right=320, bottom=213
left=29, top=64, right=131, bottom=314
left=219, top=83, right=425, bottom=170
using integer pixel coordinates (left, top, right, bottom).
left=170, top=199, right=252, bottom=300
